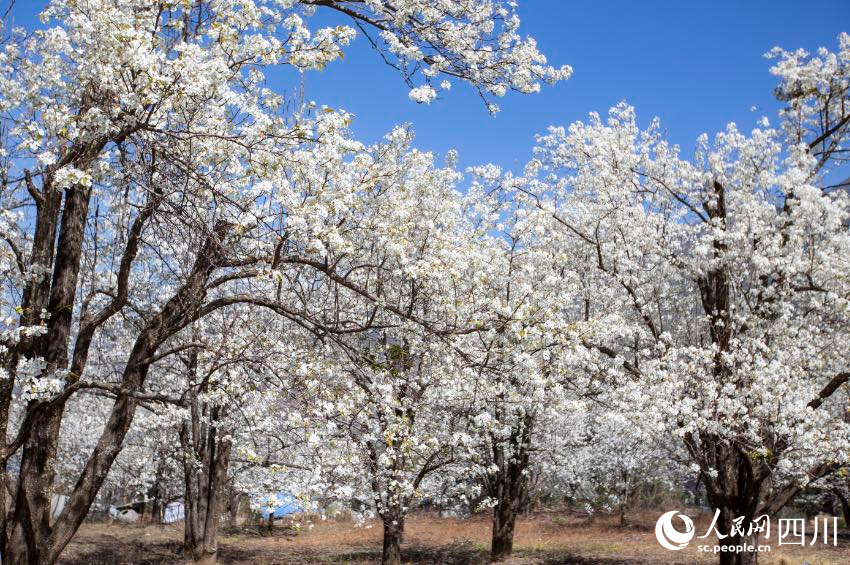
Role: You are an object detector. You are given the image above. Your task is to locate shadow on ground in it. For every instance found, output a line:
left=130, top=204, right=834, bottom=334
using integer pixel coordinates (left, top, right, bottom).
left=60, top=540, right=667, bottom=565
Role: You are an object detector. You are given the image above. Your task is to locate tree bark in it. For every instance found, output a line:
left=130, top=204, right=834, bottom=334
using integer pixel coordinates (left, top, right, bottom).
left=3, top=222, right=229, bottom=565
left=2, top=122, right=143, bottom=564
left=227, top=490, right=240, bottom=528
left=381, top=515, right=404, bottom=565
left=6, top=183, right=92, bottom=565
left=181, top=352, right=233, bottom=565
left=693, top=182, right=760, bottom=565
left=491, top=500, right=518, bottom=562
left=147, top=456, right=167, bottom=525
left=835, top=489, right=850, bottom=528
left=489, top=413, right=532, bottom=562
left=697, top=448, right=764, bottom=565
left=0, top=175, right=59, bottom=556
left=716, top=530, right=760, bottom=565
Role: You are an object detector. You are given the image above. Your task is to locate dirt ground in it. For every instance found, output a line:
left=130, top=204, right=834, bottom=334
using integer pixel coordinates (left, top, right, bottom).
left=58, top=512, right=850, bottom=564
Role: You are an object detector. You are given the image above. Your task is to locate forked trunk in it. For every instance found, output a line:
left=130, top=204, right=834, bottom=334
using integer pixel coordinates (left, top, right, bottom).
left=2, top=211, right=226, bottom=565
left=181, top=370, right=233, bottom=565
left=5, top=184, right=92, bottom=565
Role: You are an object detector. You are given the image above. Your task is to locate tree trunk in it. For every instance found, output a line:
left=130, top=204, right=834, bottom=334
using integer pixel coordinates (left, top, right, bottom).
left=183, top=434, right=230, bottom=563
left=489, top=413, right=532, bottom=562
left=5, top=184, right=92, bottom=565
left=198, top=437, right=230, bottom=564
left=700, top=458, right=763, bottom=565
left=6, top=226, right=227, bottom=565
left=692, top=182, right=760, bottom=565
left=147, top=456, right=167, bottom=525
left=491, top=500, right=517, bottom=562
left=381, top=514, right=404, bottom=565
left=227, top=490, right=240, bottom=528
left=834, top=489, right=850, bottom=527
left=0, top=183, right=63, bottom=563
left=618, top=470, right=631, bottom=527
left=6, top=406, right=65, bottom=565
left=181, top=356, right=233, bottom=565
left=0, top=353, right=22, bottom=556
left=149, top=498, right=162, bottom=525
left=717, top=530, right=760, bottom=565
left=1, top=179, right=223, bottom=565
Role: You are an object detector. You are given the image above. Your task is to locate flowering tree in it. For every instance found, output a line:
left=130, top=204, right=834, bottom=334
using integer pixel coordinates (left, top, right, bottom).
left=453, top=178, right=594, bottom=561
left=519, top=34, right=850, bottom=565
left=534, top=399, right=686, bottom=525
left=292, top=330, right=470, bottom=565
left=273, top=130, right=483, bottom=565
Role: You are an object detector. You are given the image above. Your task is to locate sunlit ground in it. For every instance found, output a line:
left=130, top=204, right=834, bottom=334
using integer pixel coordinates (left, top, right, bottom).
left=58, top=511, right=850, bottom=564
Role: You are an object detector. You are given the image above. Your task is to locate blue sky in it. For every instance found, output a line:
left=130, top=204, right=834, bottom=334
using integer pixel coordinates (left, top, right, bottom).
left=12, top=1, right=850, bottom=173
left=283, top=0, right=850, bottom=172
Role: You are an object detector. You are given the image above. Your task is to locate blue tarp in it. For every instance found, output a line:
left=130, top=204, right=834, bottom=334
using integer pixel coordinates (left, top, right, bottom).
left=251, top=492, right=301, bottom=519
left=163, top=501, right=185, bottom=524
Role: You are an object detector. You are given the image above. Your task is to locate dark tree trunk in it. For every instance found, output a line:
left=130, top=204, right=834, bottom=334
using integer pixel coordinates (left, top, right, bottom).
left=716, top=530, right=760, bottom=565
left=181, top=354, right=233, bottom=565
left=149, top=498, right=163, bottom=525
left=3, top=222, right=228, bottom=565
left=183, top=427, right=231, bottom=563
left=199, top=438, right=230, bottom=563
left=834, top=489, right=850, bottom=527
left=618, top=470, right=630, bottom=527
left=693, top=181, right=760, bottom=565
left=697, top=445, right=764, bottom=565
left=1, top=126, right=145, bottom=564
left=491, top=501, right=517, bottom=562
left=227, top=490, right=240, bottom=528
left=148, top=480, right=163, bottom=525
left=6, top=406, right=64, bottom=565
left=489, top=413, right=533, bottom=562
left=381, top=515, right=404, bottom=565
left=6, top=184, right=92, bottom=565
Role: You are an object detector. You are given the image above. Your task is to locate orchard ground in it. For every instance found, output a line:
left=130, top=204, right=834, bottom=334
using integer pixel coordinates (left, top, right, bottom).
left=58, top=511, right=850, bottom=565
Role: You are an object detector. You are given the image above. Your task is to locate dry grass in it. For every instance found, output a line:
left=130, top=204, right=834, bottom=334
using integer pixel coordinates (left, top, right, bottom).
left=57, top=511, right=850, bottom=564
